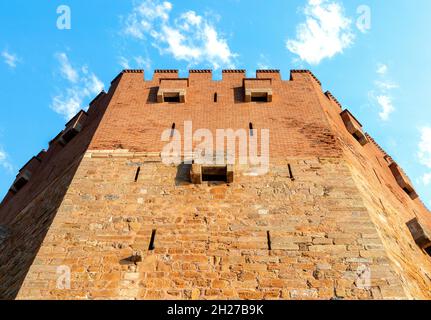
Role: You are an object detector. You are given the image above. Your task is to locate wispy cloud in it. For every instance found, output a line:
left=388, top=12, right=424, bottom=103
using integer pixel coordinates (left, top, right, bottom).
left=56, top=52, right=79, bottom=83
left=418, top=127, right=431, bottom=197
left=418, top=126, right=431, bottom=169
left=0, top=146, right=13, bottom=173
left=51, top=52, right=104, bottom=120
left=1, top=49, right=20, bottom=68
left=286, top=0, right=354, bottom=65
left=118, top=55, right=152, bottom=70
left=123, top=0, right=237, bottom=69
left=422, top=173, right=431, bottom=186
left=257, top=54, right=271, bottom=70
left=369, top=63, right=398, bottom=121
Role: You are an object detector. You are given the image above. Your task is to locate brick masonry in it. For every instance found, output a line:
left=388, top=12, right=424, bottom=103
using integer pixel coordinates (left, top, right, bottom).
left=0, top=69, right=430, bottom=300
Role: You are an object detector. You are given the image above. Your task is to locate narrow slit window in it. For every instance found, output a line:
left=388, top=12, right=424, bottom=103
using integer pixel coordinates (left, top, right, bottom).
left=148, top=229, right=156, bottom=251
left=202, top=166, right=228, bottom=182
left=249, top=123, right=254, bottom=136
left=134, top=167, right=141, bottom=182
left=214, top=92, right=218, bottom=103
left=288, top=164, right=295, bottom=181
left=170, top=123, right=176, bottom=137
left=376, top=157, right=382, bottom=167
left=267, top=231, right=272, bottom=251
left=373, top=169, right=382, bottom=184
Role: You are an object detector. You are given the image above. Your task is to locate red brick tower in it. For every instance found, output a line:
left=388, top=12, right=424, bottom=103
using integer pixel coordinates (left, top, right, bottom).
left=0, top=69, right=430, bottom=300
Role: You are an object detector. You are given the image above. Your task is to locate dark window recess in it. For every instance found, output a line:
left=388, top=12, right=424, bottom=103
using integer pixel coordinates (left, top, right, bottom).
left=249, top=123, right=254, bottom=136
left=288, top=164, right=295, bottom=181
left=13, top=176, right=29, bottom=192
left=214, top=92, right=218, bottom=102
left=403, top=187, right=413, bottom=195
left=134, top=167, right=141, bottom=182
left=171, top=123, right=176, bottom=137
left=164, top=93, right=181, bottom=103
left=352, top=132, right=363, bottom=143
left=425, top=246, right=431, bottom=257
left=267, top=231, right=272, bottom=251
left=202, top=166, right=228, bottom=182
left=148, top=229, right=156, bottom=251
left=61, top=128, right=79, bottom=145
left=251, top=93, right=269, bottom=102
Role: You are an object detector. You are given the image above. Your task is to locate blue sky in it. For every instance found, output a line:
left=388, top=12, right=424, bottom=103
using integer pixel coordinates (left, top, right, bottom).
left=0, top=0, right=430, bottom=206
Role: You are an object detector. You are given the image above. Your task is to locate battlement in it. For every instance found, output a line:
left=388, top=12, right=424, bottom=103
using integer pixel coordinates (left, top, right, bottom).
left=325, top=91, right=343, bottom=110
left=109, top=69, right=322, bottom=83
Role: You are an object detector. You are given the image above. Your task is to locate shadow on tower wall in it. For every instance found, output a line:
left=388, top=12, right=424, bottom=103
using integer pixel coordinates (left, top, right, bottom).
left=0, top=77, right=121, bottom=299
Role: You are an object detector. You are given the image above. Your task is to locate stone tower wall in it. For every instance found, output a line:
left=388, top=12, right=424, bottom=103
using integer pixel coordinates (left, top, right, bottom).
left=0, top=69, right=429, bottom=299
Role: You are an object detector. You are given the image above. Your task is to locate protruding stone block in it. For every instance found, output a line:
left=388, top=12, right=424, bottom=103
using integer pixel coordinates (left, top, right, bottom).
left=407, top=218, right=431, bottom=250
left=340, top=110, right=368, bottom=146
left=389, top=162, right=418, bottom=200
left=244, top=79, right=273, bottom=102
left=59, top=110, right=88, bottom=145
left=157, top=79, right=188, bottom=103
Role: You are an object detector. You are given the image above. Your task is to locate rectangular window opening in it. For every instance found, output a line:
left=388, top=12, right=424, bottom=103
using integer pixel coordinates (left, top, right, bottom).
left=214, top=92, right=218, bottom=103
left=148, top=229, right=156, bottom=251
left=202, top=166, right=228, bottom=182
left=134, top=167, right=141, bottom=182
left=163, top=93, right=181, bottom=103
left=249, top=123, right=254, bottom=136
left=251, top=93, right=269, bottom=102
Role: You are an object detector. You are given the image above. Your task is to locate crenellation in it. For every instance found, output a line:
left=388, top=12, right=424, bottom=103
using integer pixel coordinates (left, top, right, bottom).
left=324, top=91, right=343, bottom=110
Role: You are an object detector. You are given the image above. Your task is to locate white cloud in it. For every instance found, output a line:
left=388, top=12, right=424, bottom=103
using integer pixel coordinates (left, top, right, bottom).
left=422, top=173, right=431, bottom=186
left=1, top=50, right=20, bottom=68
left=418, top=127, right=431, bottom=169
left=0, top=147, right=13, bottom=173
left=286, top=0, right=354, bottom=65
left=123, top=0, right=236, bottom=69
left=376, top=63, right=388, bottom=75
left=370, top=63, right=398, bottom=121
left=376, top=95, right=395, bottom=121
left=51, top=52, right=104, bottom=120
